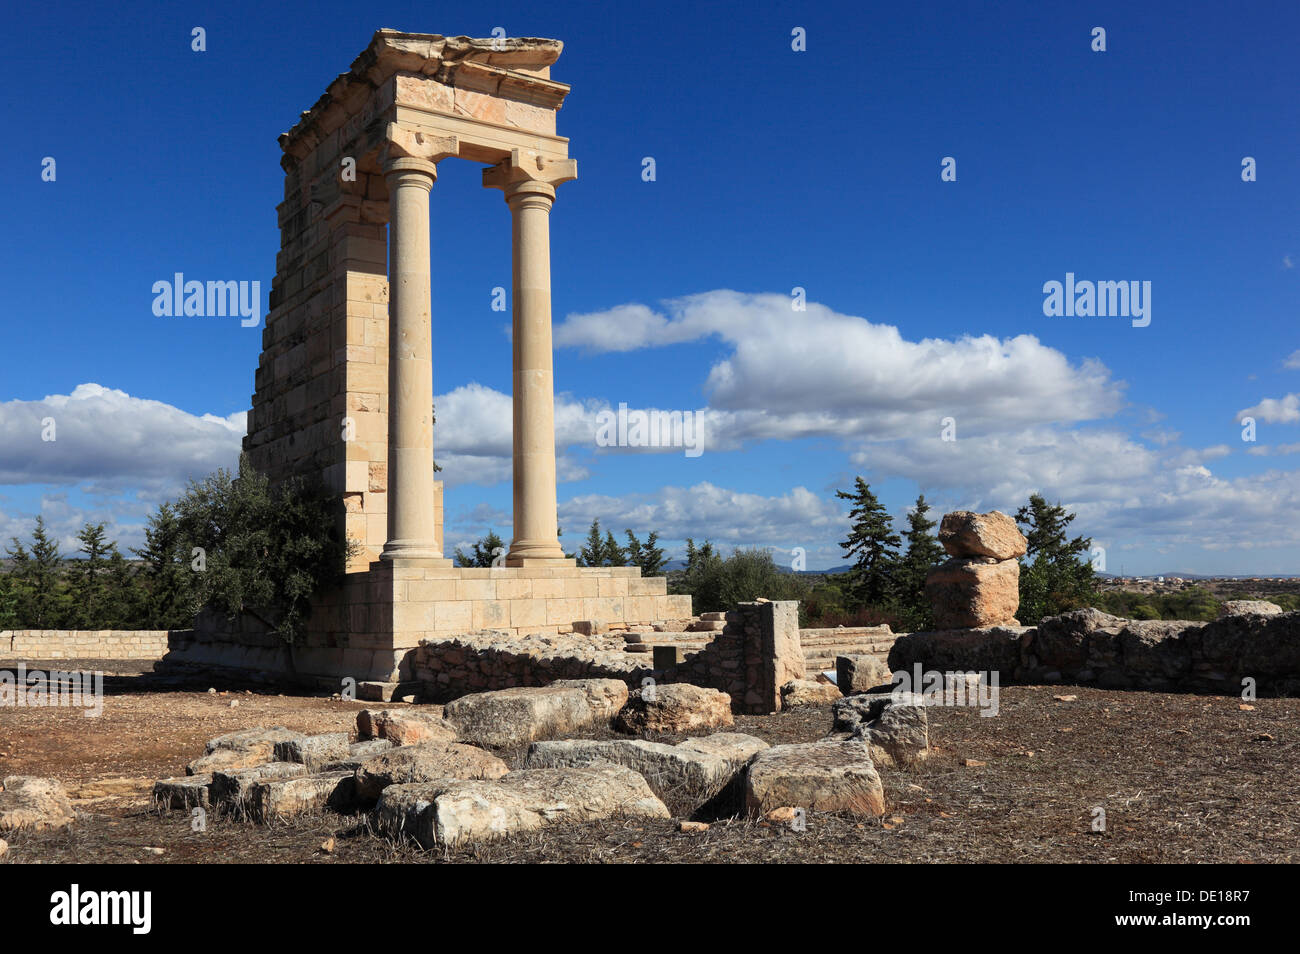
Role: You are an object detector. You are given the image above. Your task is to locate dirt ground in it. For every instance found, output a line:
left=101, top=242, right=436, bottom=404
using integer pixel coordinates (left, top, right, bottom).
left=2, top=660, right=1296, bottom=863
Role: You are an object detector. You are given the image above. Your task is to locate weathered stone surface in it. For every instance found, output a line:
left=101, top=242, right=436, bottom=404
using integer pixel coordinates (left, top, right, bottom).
left=925, top=557, right=1020, bottom=628
left=615, top=684, right=734, bottom=735
left=275, top=733, right=350, bottom=771
left=827, top=693, right=928, bottom=766
left=938, top=510, right=1027, bottom=560
left=250, top=772, right=354, bottom=822
left=357, top=681, right=423, bottom=702
left=212, top=762, right=308, bottom=809
left=524, top=732, right=768, bottom=814
left=190, top=727, right=303, bottom=775
left=353, top=743, right=509, bottom=802
left=780, top=679, right=841, bottom=707
left=836, top=654, right=891, bottom=694
left=442, top=683, right=612, bottom=749
left=376, top=765, right=670, bottom=848
left=0, top=776, right=76, bottom=832
left=356, top=709, right=458, bottom=746
left=153, top=774, right=213, bottom=810
left=0, top=837, right=6, bottom=857
left=888, top=626, right=1029, bottom=677
left=551, top=678, right=629, bottom=721
left=1220, top=600, right=1283, bottom=618
left=744, top=742, right=885, bottom=816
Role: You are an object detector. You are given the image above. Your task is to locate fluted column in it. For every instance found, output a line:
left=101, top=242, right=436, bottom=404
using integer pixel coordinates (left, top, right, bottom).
left=484, top=151, right=577, bottom=566
left=380, top=155, right=445, bottom=563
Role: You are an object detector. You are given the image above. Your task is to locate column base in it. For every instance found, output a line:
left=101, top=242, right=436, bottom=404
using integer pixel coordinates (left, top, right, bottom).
left=506, top=539, right=574, bottom=567
left=380, top=540, right=453, bottom=566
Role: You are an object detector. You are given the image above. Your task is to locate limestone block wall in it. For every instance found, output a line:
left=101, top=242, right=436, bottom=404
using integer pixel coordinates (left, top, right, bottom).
left=1, top=631, right=175, bottom=661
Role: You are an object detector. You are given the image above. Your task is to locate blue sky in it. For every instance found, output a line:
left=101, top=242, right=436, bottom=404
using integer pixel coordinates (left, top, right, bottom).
left=2, top=0, right=1298, bottom=574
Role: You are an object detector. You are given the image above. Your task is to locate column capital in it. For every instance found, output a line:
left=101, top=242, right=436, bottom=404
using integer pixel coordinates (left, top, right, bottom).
left=382, top=122, right=458, bottom=174
left=482, top=149, right=577, bottom=199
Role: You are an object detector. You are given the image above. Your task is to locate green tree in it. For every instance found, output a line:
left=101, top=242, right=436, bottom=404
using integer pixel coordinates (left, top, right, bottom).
left=1015, top=493, right=1097, bottom=625
left=68, top=522, right=112, bottom=628
left=134, top=502, right=199, bottom=630
left=624, top=529, right=668, bottom=576
left=836, top=477, right=901, bottom=607
left=170, top=454, right=356, bottom=643
left=454, top=531, right=506, bottom=568
left=6, top=516, right=66, bottom=628
left=895, top=494, right=945, bottom=630
left=0, top=569, right=20, bottom=629
left=577, top=520, right=627, bottom=567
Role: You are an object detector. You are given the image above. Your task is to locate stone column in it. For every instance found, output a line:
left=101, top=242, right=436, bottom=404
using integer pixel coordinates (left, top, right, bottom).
left=484, top=152, right=577, bottom=566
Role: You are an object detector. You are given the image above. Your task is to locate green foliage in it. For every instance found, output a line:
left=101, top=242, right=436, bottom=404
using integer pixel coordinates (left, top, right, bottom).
left=5, top=516, right=67, bottom=628
left=133, top=502, right=200, bottom=630
left=893, top=494, right=945, bottom=631
left=172, top=454, right=356, bottom=643
left=836, top=477, right=901, bottom=607
left=668, top=541, right=808, bottom=616
left=1090, top=586, right=1221, bottom=622
left=624, top=529, right=668, bottom=576
left=454, top=531, right=506, bottom=568
left=577, top=520, right=629, bottom=567
left=1015, top=494, right=1098, bottom=625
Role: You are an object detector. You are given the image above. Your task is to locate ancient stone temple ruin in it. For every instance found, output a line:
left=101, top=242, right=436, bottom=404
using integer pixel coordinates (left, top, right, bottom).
left=174, top=31, right=691, bottom=682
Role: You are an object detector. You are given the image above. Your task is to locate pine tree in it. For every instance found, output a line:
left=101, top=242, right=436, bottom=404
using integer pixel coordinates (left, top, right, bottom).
left=135, top=502, right=197, bottom=629
left=12, top=516, right=67, bottom=628
left=896, top=494, right=945, bottom=630
left=624, top=529, right=668, bottom=576
left=602, top=530, right=627, bottom=567
left=453, top=531, right=506, bottom=568
left=1015, top=493, right=1097, bottom=624
left=835, top=477, right=901, bottom=608
left=70, top=522, right=111, bottom=628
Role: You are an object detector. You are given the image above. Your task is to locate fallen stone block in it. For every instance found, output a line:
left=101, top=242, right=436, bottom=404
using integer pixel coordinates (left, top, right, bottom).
left=744, top=741, right=886, bottom=816
left=615, top=683, right=733, bottom=735
left=525, top=732, right=768, bottom=815
left=552, top=678, right=629, bottom=721
left=356, top=709, right=458, bottom=746
left=211, top=762, right=308, bottom=811
left=357, top=681, right=423, bottom=702
left=320, top=738, right=396, bottom=772
left=189, top=727, right=303, bottom=775
left=780, top=679, right=841, bottom=707
left=938, top=510, right=1027, bottom=561
left=353, top=743, right=509, bottom=803
left=1219, top=600, right=1283, bottom=618
left=274, top=733, right=350, bottom=771
left=827, top=693, right=929, bottom=767
left=250, top=772, right=355, bottom=822
left=442, top=682, right=613, bottom=750
left=375, top=764, right=671, bottom=848
left=0, top=776, right=76, bottom=832
left=836, top=654, right=892, bottom=694
left=153, top=774, right=213, bottom=811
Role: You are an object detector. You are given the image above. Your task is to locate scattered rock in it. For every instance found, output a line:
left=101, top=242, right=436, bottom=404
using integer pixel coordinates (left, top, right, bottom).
left=615, top=684, right=734, bottom=735
left=375, top=764, right=671, bottom=848
left=961, top=758, right=986, bottom=767
left=1053, top=694, right=1078, bottom=702
left=679, top=821, right=709, bottom=832
left=780, top=679, right=841, bottom=708
left=353, top=743, right=509, bottom=803
left=190, top=727, right=303, bottom=775
left=763, top=806, right=799, bottom=824
left=142, top=846, right=164, bottom=855
left=0, top=776, right=76, bottom=832
left=827, top=693, right=929, bottom=768
left=320, top=837, right=336, bottom=853
left=0, top=838, right=7, bottom=857
left=356, top=709, right=458, bottom=747
left=744, top=741, right=886, bottom=816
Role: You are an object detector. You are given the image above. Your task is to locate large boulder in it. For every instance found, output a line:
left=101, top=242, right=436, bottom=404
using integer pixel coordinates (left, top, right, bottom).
left=0, top=776, right=76, bottom=832
left=356, top=709, right=458, bottom=747
left=615, top=684, right=734, bottom=735
left=353, top=743, right=509, bottom=803
left=925, top=557, right=1020, bottom=628
left=744, top=742, right=885, bottom=816
left=441, top=680, right=621, bottom=750
left=375, top=764, right=670, bottom=848
left=835, top=654, right=891, bottom=694
left=938, top=511, right=1027, bottom=561
left=525, top=732, right=768, bottom=815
